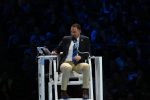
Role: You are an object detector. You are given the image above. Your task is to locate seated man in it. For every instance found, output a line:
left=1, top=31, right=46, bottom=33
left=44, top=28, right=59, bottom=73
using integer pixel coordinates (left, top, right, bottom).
left=52, top=23, right=91, bottom=99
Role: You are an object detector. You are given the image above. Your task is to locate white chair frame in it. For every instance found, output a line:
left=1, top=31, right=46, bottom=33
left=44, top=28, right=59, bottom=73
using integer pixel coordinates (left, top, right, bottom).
left=38, top=55, right=103, bottom=100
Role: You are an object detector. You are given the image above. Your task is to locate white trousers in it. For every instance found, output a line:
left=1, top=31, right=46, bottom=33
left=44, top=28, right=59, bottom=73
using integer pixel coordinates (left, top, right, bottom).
left=60, top=61, right=90, bottom=90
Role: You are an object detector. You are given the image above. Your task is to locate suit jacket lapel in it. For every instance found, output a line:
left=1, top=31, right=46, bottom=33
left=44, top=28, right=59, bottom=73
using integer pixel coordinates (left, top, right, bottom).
left=79, top=36, right=83, bottom=50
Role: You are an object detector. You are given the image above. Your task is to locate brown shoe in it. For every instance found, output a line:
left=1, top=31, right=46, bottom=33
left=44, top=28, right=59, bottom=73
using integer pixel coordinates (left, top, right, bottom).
left=82, top=88, right=89, bottom=99
left=61, top=90, right=69, bottom=99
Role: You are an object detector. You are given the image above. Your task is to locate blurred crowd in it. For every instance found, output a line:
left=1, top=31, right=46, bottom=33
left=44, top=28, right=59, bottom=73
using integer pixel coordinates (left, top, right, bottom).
left=0, top=0, right=149, bottom=100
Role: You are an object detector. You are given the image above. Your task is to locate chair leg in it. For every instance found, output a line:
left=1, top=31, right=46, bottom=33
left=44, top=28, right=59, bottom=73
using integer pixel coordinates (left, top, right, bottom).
left=48, top=82, right=52, bottom=100
left=53, top=60, right=58, bottom=100
left=89, top=58, right=94, bottom=100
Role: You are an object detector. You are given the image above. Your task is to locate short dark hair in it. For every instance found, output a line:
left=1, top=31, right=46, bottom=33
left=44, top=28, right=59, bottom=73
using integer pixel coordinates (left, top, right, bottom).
left=71, top=23, right=81, bottom=30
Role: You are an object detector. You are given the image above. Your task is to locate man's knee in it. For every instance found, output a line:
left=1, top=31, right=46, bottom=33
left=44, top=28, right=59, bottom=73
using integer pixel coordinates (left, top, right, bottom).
left=81, top=63, right=89, bottom=71
left=60, top=63, right=72, bottom=72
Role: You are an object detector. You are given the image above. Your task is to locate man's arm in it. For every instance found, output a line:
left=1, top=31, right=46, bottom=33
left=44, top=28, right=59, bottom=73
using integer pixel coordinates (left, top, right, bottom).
left=52, top=37, right=64, bottom=54
left=80, top=37, right=91, bottom=61
left=74, top=37, right=91, bottom=62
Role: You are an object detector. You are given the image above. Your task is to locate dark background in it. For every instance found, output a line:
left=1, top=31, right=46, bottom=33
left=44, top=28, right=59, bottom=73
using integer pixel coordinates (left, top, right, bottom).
left=0, top=0, right=149, bottom=100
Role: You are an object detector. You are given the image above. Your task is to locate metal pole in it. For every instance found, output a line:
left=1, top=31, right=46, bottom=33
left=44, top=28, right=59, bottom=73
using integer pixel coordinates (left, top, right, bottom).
left=94, top=57, right=103, bottom=100
left=53, top=59, right=58, bottom=100
left=38, top=57, right=45, bottom=100
left=88, top=58, right=94, bottom=99
left=48, top=60, right=53, bottom=100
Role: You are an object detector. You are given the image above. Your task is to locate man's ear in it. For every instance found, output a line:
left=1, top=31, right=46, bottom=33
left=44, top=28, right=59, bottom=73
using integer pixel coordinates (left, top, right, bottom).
left=80, top=30, right=81, bottom=34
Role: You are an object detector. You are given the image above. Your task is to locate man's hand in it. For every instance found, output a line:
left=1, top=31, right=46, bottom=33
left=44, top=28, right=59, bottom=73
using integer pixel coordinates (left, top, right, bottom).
left=51, top=51, right=57, bottom=55
left=73, top=55, right=81, bottom=62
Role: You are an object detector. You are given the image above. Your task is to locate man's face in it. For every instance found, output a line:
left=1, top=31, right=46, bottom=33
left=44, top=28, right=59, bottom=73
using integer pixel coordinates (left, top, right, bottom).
left=70, top=26, right=81, bottom=38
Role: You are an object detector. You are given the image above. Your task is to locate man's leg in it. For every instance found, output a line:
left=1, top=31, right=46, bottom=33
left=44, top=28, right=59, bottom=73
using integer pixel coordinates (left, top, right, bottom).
left=60, top=62, right=72, bottom=98
left=74, top=63, right=90, bottom=88
left=74, top=63, right=90, bottom=98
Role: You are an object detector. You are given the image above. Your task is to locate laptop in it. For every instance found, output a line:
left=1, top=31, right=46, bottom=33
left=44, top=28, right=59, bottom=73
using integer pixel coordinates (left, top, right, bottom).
left=37, top=47, right=51, bottom=55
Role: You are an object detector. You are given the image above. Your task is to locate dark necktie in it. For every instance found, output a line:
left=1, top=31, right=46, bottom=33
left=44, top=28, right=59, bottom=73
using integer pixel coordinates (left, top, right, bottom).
left=72, top=41, right=78, bottom=64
